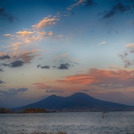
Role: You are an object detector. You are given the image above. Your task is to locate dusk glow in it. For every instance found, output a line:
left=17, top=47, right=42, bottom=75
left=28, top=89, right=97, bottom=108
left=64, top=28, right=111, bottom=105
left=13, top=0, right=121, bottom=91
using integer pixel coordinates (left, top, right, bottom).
left=0, top=0, right=134, bottom=108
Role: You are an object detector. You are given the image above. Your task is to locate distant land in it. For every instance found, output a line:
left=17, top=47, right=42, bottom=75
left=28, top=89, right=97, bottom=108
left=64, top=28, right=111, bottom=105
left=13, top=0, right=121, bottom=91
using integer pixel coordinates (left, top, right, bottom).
left=11, top=92, right=134, bottom=112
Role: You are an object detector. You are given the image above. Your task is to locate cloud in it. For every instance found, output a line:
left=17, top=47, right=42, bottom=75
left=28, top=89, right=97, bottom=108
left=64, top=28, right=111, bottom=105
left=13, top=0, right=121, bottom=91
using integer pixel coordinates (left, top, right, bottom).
left=125, top=43, right=134, bottom=53
left=119, top=43, right=134, bottom=68
left=98, top=41, right=107, bottom=45
left=37, top=65, right=50, bottom=69
left=126, top=43, right=134, bottom=48
left=66, top=0, right=94, bottom=10
left=33, top=83, right=50, bottom=89
left=0, top=60, right=24, bottom=68
left=2, top=59, right=31, bottom=68
left=37, top=62, right=72, bottom=70
left=0, top=88, right=28, bottom=96
left=0, top=7, right=19, bottom=22
left=0, top=68, right=3, bottom=72
left=54, top=53, right=69, bottom=62
left=0, top=55, right=10, bottom=60
left=16, top=30, right=35, bottom=37
left=119, top=53, right=133, bottom=68
left=10, top=60, right=24, bottom=68
left=0, top=80, right=5, bottom=84
left=32, top=15, right=59, bottom=30
left=14, top=49, right=42, bottom=63
left=67, top=0, right=86, bottom=10
left=45, top=90, right=64, bottom=93
left=1, top=63, right=10, bottom=67
left=0, top=49, right=42, bottom=69
left=1, top=8, right=65, bottom=73
left=108, top=65, right=122, bottom=70
left=33, top=82, right=64, bottom=93
left=57, top=68, right=134, bottom=89
left=103, top=2, right=131, bottom=19
left=10, top=42, right=23, bottom=48
left=3, top=14, right=62, bottom=60
left=0, top=50, right=9, bottom=57
left=4, top=34, right=14, bottom=37
left=58, top=63, right=71, bottom=70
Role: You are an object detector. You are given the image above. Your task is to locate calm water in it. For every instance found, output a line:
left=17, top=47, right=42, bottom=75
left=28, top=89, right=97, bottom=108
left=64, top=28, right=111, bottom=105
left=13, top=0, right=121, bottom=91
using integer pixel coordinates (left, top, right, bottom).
left=0, top=111, right=134, bottom=134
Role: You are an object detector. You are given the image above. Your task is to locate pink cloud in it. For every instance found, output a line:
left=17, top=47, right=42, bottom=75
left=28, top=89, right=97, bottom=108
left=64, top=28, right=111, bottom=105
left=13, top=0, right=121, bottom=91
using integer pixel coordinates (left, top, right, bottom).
left=57, top=68, right=134, bottom=89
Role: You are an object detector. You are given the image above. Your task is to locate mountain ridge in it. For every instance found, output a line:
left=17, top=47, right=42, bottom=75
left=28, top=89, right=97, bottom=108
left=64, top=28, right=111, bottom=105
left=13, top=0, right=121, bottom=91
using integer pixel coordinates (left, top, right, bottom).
left=14, top=92, right=134, bottom=111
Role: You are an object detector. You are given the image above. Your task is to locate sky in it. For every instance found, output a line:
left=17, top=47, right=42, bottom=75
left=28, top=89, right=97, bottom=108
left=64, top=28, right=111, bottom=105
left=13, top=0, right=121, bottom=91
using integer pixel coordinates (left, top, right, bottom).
left=0, top=0, right=134, bottom=108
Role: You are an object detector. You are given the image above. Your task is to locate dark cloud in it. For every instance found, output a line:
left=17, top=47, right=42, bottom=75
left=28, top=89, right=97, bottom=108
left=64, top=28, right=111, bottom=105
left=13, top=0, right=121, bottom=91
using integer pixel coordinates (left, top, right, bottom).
left=0, top=60, right=25, bottom=68
left=53, top=66, right=57, bottom=69
left=0, top=80, right=4, bottom=84
left=58, top=63, right=70, bottom=70
left=0, top=7, right=19, bottom=22
left=119, top=53, right=130, bottom=68
left=45, top=90, right=64, bottom=93
left=37, top=63, right=72, bottom=70
left=0, top=68, right=3, bottom=72
left=103, top=2, right=131, bottom=18
left=10, top=60, right=24, bottom=68
left=85, top=0, right=94, bottom=6
left=0, top=50, right=40, bottom=69
left=0, top=88, right=28, bottom=96
left=37, top=65, right=40, bottom=68
left=0, top=55, right=10, bottom=60
left=119, top=50, right=134, bottom=68
left=1, top=63, right=10, bottom=67
left=37, top=65, right=50, bottom=69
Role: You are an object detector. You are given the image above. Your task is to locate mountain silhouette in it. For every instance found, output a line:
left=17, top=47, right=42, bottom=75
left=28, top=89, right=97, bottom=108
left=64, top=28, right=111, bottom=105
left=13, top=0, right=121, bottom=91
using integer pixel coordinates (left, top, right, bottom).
left=16, top=92, right=133, bottom=111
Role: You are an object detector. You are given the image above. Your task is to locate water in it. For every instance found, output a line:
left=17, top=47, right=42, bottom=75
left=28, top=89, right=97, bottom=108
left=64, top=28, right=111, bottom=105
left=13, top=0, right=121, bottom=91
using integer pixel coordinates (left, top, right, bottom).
left=0, top=111, right=134, bottom=134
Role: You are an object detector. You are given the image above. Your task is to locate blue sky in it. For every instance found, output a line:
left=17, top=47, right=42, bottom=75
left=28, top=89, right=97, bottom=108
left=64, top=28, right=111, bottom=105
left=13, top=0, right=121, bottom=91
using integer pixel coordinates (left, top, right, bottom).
left=0, top=0, right=134, bottom=107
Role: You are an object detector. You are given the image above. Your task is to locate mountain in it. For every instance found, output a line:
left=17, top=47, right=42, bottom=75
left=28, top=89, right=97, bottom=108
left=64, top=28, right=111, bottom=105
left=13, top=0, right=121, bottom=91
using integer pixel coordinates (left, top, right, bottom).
left=15, top=92, right=133, bottom=111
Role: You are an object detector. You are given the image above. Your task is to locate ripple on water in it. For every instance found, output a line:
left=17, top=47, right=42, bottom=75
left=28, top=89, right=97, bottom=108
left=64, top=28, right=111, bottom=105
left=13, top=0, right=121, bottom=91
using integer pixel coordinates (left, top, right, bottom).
left=0, top=112, right=134, bottom=134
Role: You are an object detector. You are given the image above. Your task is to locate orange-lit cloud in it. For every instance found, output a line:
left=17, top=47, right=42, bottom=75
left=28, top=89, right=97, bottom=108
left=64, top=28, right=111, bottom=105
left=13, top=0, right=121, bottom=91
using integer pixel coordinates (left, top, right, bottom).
left=57, top=68, right=134, bottom=89
left=125, top=43, right=134, bottom=48
left=11, top=42, right=23, bottom=47
left=48, top=31, right=53, bottom=35
left=9, top=50, right=26, bottom=56
left=16, top=30, right=35, bottom=37
left=0, top=50, right=9, bottom=56
left=32, top=15, right=59, bottom=30
left=38, top=31, right=46, bottom=35
left=67, top=0, right=86, bottom=10
left=14, top=49, right=43, bottom=63
left=125, top=43, right=134, bottom=53
left=3, top=14, right=62, bottom=60
left=4, top=34, right=14, bottom=37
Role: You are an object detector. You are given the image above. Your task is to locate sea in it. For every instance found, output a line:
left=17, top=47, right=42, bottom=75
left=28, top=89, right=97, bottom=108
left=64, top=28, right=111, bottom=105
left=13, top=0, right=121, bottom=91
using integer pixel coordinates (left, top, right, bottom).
left=0, top=111, right=134, bottom=134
